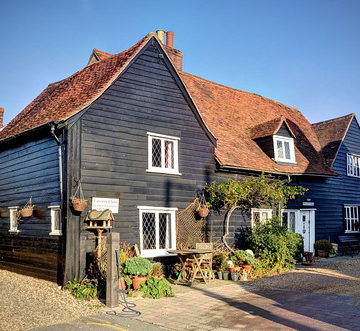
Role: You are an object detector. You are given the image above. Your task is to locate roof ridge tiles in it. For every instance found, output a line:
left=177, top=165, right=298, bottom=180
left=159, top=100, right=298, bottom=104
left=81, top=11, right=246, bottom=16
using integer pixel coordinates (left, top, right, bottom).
left=312, top=113, right=354, bottom=126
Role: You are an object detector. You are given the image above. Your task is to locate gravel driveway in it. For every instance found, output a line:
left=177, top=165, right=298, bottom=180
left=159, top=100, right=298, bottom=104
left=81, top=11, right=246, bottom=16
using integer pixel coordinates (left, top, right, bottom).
left=1, top=255, right=359, bottom=331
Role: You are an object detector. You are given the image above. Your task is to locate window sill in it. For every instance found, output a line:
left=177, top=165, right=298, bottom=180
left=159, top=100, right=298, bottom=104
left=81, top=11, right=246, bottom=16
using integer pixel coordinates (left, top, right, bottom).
left=347, top=174, right=360, bottom=178
left=344, top=230, right=360, bottom=233
left=49, top=231, right=62, bottom=236
left=146, top=169, right=182, bottom=176
left=8, top=230, right=20, bottom=234
left=274, top=159, right=296, bottom=165
left=140, top=250, right=177, bottom=258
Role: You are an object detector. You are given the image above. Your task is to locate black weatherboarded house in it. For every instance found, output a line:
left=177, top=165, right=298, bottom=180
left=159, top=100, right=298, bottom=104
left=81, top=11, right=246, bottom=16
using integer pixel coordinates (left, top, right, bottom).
left=0, top=32, right=217, bottom=283
left=1, top=31, right=348, bottom=284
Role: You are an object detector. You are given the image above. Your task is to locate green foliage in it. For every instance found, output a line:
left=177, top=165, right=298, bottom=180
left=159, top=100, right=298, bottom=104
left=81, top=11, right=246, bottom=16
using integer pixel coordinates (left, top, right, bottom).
left=140, top=277, right=174, bottom=299
left=206, top=173, right=307, bottom=212
left=247, top=217, right=303, bottom=273
left=232, top=250, right=258, bottom=267
left=213, top=251, right=229, bottom=271
left=314, top=239, right=332, bottom=252
left=123, top=257, right=152, bottom=276
left=66, top=277, right=98, bottom=300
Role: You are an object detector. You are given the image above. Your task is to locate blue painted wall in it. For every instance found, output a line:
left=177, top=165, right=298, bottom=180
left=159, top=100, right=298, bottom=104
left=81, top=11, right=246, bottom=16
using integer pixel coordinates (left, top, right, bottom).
left=291, top=117, right=360, bottom=242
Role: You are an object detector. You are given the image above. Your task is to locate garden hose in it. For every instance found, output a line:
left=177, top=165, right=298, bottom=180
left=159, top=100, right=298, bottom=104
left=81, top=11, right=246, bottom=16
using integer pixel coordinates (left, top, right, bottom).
left=106, top=250, right=141, bottom=317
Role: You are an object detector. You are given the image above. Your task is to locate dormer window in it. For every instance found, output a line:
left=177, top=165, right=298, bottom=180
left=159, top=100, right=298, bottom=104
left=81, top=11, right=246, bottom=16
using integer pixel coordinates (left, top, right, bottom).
left=347, top=154, right=360, bottom=178
left=273, top=135, right=295, bottom=163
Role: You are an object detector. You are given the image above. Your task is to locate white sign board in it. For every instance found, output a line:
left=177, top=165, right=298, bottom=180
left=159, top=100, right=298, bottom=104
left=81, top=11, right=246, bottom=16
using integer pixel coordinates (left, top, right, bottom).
left=302, top=201, right=314, bottom=207
left=92, top=197, right=119, bottom=213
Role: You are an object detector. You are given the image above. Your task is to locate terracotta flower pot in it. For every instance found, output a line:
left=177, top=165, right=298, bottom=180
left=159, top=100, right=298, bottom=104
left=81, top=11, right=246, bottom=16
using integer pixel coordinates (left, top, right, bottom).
left=242, top=264, right=253, bottom=272
left=71, top=198, right=88, bottom=212
left=317, top=250, right=329, bottom=258
left=132, top=276, right=147, bottom=290
left=197, top=207, right=209, bottom=218
left=119, top=277, right=126, bottom=291
left=20, top=208, right=33, bottom=218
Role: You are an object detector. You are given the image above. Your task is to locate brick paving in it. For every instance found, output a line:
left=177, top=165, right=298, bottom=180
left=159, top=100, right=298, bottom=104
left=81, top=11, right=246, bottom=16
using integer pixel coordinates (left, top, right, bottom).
left=120, top=283, right=360, bottom=330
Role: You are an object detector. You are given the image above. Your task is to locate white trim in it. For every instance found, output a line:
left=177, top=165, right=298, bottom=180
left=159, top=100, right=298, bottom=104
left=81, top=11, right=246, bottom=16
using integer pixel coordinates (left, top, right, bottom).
left=138, top=206, right=177, bottom=257
left=344, top=205, right=360, bottom=233
left=8, top=206, right=19, bottom=233
left=346, top=153, right=360, bottom=178
left=147, top=132, right=181, bottom=175
left=273, top=135, right=296, bottom=164
left=48, top=205, right=62, bottom=236
left=147, top=132, right=181, bottom=141
left=251, top=208, right=272, bottom=228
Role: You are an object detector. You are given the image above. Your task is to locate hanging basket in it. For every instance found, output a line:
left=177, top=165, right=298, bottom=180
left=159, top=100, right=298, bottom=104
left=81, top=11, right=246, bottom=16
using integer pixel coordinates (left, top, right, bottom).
left=197, top=206, right=209, bottom=218
left=20, top=207, right=34, bottom=218
left=70, top=197, right=88, bottom=212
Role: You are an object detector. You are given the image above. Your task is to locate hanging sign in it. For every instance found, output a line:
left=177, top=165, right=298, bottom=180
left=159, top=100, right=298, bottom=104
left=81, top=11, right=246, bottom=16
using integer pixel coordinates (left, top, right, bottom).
left=302, top=201, right=314, bottom=207
left=92, top=197, right=119, bottom=213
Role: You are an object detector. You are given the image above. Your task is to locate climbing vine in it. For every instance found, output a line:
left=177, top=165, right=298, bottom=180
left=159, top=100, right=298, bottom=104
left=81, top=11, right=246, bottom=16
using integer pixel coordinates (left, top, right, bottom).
left=206, top=173, right=307, bottom=251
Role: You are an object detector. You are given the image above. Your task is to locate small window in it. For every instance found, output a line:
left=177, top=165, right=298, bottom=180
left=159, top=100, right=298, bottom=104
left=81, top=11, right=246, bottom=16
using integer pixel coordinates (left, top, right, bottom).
left=347, top=154, right=360, bottom=178
left=282, top=210, right=297, bottom=232
left=147, top=132, right=181, bottom=175
left=273, top=135, right=295, bottom=163
left=138, top=206, right=177, bottom=257
left=251, top=208, right=272, bottom=227
left=49, top=205, right=62, bottom=236
left=344, top=205, right=359, bottom=232
left=8, top=206, right=19, bottom=233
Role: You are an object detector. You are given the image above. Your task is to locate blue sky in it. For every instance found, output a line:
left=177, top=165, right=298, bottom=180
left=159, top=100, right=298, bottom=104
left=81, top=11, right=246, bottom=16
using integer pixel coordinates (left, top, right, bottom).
left=0, top=0, right=359, bottom=125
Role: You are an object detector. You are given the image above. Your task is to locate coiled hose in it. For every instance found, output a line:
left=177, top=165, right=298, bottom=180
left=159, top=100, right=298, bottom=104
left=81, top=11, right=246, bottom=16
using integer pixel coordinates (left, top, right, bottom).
left=106, top=250, right=141, bottom=317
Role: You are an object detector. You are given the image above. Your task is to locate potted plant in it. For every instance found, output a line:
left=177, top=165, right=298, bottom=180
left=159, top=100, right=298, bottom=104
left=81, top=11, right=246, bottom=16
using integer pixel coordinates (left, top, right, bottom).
left=196, top=204, right=210, bottom=218
left=19, top=197, right=35, bottom=218
left=233, top=250, right=257, bottom=271
left=314, top=239, right=332, bottom=258
left=303, top=251, right=313, bottom=262
left=123, top=257, right=152, bottom=290
left=70, top=196, right=88, bottom=212
left=150, top=262, right=164, bottom=279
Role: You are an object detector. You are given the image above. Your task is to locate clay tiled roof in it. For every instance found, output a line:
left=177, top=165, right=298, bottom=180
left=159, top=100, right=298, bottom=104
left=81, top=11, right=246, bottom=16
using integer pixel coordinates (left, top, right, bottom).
left=251, top=117, right=294, bottom=140
left=179, top=72, right=334, bottom=175
left=0, top=34, right=151, bottom=140
left=312, top=114, right=355, bottom=167
left=1, top=33, right=335, bottom=176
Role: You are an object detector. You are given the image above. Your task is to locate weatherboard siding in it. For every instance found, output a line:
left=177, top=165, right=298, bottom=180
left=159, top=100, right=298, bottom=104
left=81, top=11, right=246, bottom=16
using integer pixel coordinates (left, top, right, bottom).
left=73, top=41, right=217, bottom=266
left=0, top=134, right=62, bottom=282
left=294, top=118, right=360, bottom=242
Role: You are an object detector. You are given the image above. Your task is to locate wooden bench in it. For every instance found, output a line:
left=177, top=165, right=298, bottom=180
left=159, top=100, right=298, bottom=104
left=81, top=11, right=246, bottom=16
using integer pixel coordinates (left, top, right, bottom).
left=338, top=235, right=360, bottom=256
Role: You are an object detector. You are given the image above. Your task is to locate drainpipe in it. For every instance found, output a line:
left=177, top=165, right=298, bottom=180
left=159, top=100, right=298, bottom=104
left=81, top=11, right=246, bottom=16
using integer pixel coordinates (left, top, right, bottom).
left=51, top=125, right=63, bottom=206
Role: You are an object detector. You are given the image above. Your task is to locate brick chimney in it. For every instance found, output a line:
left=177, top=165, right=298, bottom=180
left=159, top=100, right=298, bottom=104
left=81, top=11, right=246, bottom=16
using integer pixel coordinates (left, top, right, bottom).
left=162, top=31, right=183, bottom=72
left=0, top=107, right=4, bottom=129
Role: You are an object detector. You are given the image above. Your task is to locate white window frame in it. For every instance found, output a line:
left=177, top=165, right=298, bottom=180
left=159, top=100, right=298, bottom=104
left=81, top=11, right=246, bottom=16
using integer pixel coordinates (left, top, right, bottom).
left=138, top=206, right=177, bottom=257
left=281, top=209, right=299, bottom=232
left=251, top=208, right=272, bottom=228
left=273, top=135, right=296, bottom=164
left=8, top=206, right=19, bottom=233
left=347, top=153, right=360, bottom=178
left=344, top=205, right=359, bottom=233
left=146, top=132, right=181, bottom=175
left=49, top=205, right=62, bottom=236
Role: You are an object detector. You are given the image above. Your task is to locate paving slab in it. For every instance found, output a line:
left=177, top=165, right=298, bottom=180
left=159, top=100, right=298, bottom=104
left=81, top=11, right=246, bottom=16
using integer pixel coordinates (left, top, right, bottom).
left=33, top=283, right=360, bottom=331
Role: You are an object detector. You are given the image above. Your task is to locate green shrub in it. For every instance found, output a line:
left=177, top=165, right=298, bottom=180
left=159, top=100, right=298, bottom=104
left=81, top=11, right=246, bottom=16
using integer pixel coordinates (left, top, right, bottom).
left=247, top=217, right=303, bottom=273
left=232, top=250, right=258, bottom=266
left=66, top=278, right=98, bottom=300
left=123, top=257, right=152, bottom=276
left=213, top=251, right=229, bottom=271
left=140, top=277, right=174, bottom=299
left=314, top=239, right=332, bottom=252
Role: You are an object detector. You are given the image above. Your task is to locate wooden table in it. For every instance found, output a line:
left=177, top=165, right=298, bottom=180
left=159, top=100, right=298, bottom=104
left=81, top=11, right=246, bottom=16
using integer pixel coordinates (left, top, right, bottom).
left=168, top=249, right=214, bottom=284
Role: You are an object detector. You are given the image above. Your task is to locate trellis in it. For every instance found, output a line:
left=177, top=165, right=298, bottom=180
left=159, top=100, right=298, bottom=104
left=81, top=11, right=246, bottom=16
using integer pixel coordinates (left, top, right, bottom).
left=176, top=199, right=207, bottom=249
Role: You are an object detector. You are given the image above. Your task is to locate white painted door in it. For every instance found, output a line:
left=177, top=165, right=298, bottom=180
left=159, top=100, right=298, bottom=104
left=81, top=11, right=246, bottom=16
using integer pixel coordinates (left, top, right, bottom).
left=300, top=210, right=313, bottom=252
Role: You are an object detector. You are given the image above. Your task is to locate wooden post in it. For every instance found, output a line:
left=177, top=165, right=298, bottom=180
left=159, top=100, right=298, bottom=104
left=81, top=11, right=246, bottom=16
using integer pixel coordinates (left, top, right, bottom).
left=106, top=232, right=120, bottom=308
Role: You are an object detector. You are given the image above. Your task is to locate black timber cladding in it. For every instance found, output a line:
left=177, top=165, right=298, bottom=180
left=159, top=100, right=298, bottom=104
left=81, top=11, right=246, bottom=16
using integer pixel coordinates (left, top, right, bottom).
left=0, top=131, right=62, bottom=282
left=71, top=40, right=219, bottom=267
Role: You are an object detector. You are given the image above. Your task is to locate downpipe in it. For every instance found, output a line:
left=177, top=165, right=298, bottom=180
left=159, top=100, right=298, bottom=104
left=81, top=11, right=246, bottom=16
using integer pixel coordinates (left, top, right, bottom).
left=51, top=125, right=63, bottom=207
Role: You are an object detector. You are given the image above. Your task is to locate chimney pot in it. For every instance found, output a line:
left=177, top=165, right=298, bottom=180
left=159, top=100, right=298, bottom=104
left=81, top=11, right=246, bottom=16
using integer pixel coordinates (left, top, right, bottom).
left=156, top=30, right=165, bottom=44
left=166, top=31, right=174, bottom=48
left=0, top=107, right=4, bottom=129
